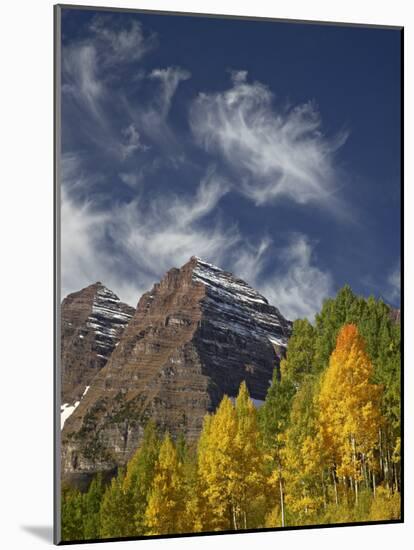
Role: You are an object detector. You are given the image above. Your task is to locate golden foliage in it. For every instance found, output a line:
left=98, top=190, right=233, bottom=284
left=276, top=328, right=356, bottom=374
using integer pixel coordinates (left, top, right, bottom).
left=317, top=324, right=383, bottom=482
left=144, top=434, right=185, bottom=535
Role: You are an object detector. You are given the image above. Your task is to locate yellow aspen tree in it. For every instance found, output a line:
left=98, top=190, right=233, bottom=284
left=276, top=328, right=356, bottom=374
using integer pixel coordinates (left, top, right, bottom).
left=179, top=448, right=202, bottom=534
left=193, top=413, right=214, bottom=531
left=282, top=377, right=325, bottom=524
left=197, top=395, right=238, bottom=531
left=144, top=434, right=184, bottom=535
left=233, top=382, right=265, bottom=529
left=317, top=324, right=383, bottom=505
left=282, top=433, right=326, bottom=524
left=266, top=432, right=287, bottom=527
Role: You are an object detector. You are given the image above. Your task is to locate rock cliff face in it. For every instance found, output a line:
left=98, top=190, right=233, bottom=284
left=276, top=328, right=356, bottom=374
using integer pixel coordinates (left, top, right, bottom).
left=61, top=282, right=135, bottom=409
left=61, top=257, right=291, bottom=480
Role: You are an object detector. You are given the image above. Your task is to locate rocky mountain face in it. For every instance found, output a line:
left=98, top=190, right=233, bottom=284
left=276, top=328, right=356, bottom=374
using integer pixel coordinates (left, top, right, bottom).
left=61, top=257, right=291, bottom=482
left=61, top=282, right=135, bottom=410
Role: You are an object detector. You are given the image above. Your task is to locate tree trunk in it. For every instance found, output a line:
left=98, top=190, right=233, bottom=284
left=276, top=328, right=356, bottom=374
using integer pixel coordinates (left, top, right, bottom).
left=394, top=463, right=399, bottom=493
left=232, top=504, right=238, bottom=530
left=351, top=436, right=358, bottom=505
left=379, top=428, right=383, bottom=476
left=279, top=475, right=285, bottom=527
left=362, top=454, right=369, bottom=489
left=332, top=469, right=339, bottom=506
left=386, top=446, right=391, bottom=491
left=322, top=472, right=327, bottom=509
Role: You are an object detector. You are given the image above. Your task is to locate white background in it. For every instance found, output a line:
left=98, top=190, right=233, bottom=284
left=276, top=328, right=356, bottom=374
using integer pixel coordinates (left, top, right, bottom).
left=0, top=0, right=411, bottom=548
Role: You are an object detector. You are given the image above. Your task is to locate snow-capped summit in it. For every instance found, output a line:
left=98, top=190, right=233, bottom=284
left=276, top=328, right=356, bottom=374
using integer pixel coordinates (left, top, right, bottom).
left=61, top=282, right=135, bottom=406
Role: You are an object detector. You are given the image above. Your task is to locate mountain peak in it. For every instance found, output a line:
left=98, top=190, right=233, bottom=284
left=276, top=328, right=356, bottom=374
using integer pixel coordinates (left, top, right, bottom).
left=191, top=258, right=270, bottom=305
left=61, top=282, right=135, bottom=405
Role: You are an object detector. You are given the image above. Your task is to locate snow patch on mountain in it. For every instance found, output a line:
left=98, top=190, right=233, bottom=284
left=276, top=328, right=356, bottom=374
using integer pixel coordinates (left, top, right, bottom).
left=86, top=284, right=134, bottom=356
left=61, top=386, right=90, bottom=429
left=192, top=257, right=290, bottom=345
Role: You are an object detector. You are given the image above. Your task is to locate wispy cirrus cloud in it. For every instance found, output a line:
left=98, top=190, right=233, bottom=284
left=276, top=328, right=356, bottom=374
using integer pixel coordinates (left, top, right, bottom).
left=61, top=148, right=334, bottom=319
left=231, top=237, right=272, bottom=287
left=260, top=235, right=334, bottom=320
left=62, top=15, right=157, bottom=112
left=60, top=152, right=104, bottom=195
left=112, top=170, right=237, bottom=284
left=61, top=160, right=238, bottom=307
left=120, top=123, right=149, bottom=159
left=149, top=67, right=191, bottom=118
left=61, top=187, right=110, bottom=294
left=190, top=70, right=348, bottom=211
left=386, top=264, right=401, bottom=304
left=132, top=66, right=191, bottom=149
left=62, top=16, right=189, bottom=164
left=62, top=44, right=104, bottom=116
left=62, top=15, right=156, bottom=115
left=89, top=15, right=158, bottom=65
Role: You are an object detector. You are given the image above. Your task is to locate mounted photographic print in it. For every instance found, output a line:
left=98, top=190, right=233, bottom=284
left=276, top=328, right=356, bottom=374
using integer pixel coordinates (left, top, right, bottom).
left=54, top=4, right=403, bottom=544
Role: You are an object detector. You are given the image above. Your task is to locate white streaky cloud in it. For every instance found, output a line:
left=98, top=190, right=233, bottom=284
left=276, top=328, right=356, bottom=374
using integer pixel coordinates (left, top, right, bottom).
left=61, top=187, right=109, bottom=296
left=128, top=66, right=191, bottom=151
left=61, top=162, right=332, bottom=319
left=61, top=182, right=146, bottom=307
left=119, top=172, right=144, bottom=188
left=168, top=168, right=229, bottom=227
left=190, top=71, right=348, bottom=210
left=62, top=40, right=121, bottom=154
left=61, top=153, right=83, bottom=189
left=120, top=124, right=149, bottom=159
left=111, top=170, right=238, bottom=280
left=119, top=155, right=187, bottom=190
left=149, top=67, right=191, bottom=118
left=62, top=44, right=103, bottom=116
left=231, top=237, right=272, bottom=287
left=126, top=66, right=191, bottom=150
left=61, top=152, right=103, bottom=192
left=230, top=69, right=249, bottom=84
left=61, top=165, right=239, bottom=307
left=260, top=235, right=334, bottom=321
left=90, top=16, right=157, bottom=65
left=62, top=18, right=158, bottom=161
left=387, top=264, right=400, bottom=303
left=62, top=13, right=190, bottom=161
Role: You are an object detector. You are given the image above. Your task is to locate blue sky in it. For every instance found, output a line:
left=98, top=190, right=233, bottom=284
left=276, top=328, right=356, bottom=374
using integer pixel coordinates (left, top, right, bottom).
left=60, top=8, right=401, bottom=320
